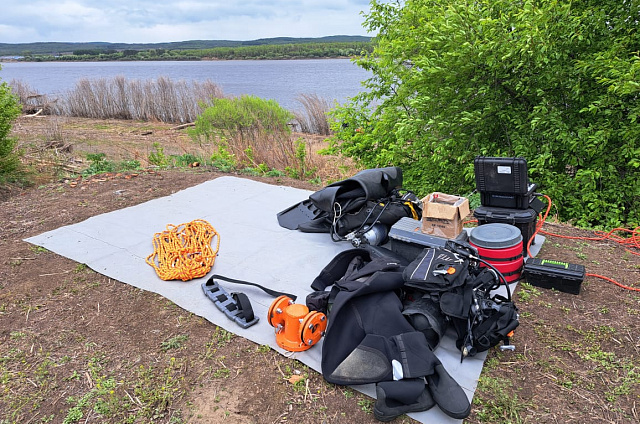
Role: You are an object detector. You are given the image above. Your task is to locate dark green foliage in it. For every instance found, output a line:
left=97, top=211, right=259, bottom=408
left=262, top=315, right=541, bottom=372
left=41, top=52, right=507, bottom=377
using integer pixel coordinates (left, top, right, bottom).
left=328, top=0, right=640, bottom=228
left=0, top=36, right=371, bottom=56
left=0, top=74, right=22, bottom=184
left=1, top=37, right=373, bottom=62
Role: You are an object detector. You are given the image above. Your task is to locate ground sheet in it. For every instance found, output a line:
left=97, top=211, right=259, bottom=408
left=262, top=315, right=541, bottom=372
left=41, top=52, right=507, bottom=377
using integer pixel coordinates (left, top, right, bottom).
left=26, top=176, right=543, bottom=423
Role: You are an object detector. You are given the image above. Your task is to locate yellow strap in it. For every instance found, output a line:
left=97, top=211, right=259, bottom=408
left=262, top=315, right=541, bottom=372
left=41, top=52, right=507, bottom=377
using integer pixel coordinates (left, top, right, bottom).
left=405, top=201, right=420, bottom=220
left=145, top=219, right=220, bottom=281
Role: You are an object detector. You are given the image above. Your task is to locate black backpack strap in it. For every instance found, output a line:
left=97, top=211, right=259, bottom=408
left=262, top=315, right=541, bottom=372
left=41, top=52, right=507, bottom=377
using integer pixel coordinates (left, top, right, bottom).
left=209, top=274, right=297, bottom=301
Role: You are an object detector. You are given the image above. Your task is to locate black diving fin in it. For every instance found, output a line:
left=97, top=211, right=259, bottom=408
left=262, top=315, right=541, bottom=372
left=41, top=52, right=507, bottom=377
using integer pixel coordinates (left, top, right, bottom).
left=277, top=199, right=324, bottom=230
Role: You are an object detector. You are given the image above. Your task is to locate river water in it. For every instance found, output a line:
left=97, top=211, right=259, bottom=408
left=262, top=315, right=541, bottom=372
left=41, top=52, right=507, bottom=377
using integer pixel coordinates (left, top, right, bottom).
left=0, top=59, right=370, bottom=110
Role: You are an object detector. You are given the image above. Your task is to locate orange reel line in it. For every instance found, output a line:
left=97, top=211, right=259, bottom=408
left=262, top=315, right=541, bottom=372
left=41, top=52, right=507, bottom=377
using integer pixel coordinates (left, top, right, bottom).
left=267, top=295, right=327, bottom=352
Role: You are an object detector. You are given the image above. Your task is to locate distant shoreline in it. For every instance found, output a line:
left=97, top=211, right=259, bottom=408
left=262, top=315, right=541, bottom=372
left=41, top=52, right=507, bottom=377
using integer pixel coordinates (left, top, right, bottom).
left=1, top=56, right=358, bottom=64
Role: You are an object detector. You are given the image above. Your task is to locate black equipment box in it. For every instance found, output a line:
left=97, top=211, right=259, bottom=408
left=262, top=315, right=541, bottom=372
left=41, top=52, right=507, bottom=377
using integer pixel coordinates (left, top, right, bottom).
left=523, top=258, right=586, bottom=295
left=473, top=205, right=538, bottom=256
left=387, top=217, right=467, bottom=261
left=480, top=184, right=537, bottom=209
left=475, top=156, right=536, bottom=209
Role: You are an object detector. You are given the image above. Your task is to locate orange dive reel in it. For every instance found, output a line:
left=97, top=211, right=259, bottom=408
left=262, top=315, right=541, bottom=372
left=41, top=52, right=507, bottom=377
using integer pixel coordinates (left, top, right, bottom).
left=267, top=295, right=327, bottom=352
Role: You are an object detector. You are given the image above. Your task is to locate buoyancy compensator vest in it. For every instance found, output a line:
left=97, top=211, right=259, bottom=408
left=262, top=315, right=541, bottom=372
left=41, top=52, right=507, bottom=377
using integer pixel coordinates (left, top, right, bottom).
left=402, top=240, right=520, bottom=361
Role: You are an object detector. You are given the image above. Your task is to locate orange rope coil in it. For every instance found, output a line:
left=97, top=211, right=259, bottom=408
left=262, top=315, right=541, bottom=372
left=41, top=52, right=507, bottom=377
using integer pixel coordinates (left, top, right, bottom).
left=146, top=219, right=220, bottom=281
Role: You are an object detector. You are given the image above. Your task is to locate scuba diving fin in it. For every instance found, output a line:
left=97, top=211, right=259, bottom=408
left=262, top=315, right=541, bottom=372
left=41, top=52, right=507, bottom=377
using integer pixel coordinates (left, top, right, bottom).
left=277, top=167, right=411, bottom=235
left=276, top=198, right=324, bottom=230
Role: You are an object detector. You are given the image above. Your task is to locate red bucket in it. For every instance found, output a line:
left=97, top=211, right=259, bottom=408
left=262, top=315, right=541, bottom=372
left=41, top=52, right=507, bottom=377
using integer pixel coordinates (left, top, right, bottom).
left=470, top=223, right=524, bottom=284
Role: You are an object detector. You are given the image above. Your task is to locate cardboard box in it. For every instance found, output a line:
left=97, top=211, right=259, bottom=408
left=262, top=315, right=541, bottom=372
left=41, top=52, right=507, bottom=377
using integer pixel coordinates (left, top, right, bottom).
left=421, top=192, right=470, bottom=239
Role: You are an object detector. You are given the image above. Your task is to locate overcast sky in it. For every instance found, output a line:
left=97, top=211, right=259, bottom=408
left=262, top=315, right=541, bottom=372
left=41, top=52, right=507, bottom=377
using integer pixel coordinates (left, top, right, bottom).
left=0, top=0, right=374, bottom=44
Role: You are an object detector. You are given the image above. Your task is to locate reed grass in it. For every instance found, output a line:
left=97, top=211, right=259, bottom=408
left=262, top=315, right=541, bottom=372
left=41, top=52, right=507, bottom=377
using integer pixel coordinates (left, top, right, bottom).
left=8, top=77, right=344, bottom=182
left=10, top=77, right=333, bottom=134
left=293, top=93, right=332, bottom=135
left=52, top=76, right=224, bottom=123
left=8, top=79, right=55, bottom=114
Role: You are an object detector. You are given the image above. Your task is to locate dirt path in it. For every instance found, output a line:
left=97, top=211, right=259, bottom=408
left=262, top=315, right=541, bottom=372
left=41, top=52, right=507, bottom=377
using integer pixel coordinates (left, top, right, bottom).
left=1, top=117, right=639, bottom=423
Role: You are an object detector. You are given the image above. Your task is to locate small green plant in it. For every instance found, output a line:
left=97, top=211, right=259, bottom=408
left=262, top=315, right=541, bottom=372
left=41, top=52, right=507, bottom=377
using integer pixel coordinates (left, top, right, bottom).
left=357, top=398, right=374, bottom=413
left=171, top=153, right=201, bottom=167
left=83, top=153, right=115, bottom=176
left=118, top=159, right=141, bottom=171
left=30, top=245, right=48, bottom=254
left=161, top=334, right=189, bottom=352
left=210, top=144, right=237, bottom=172
left=9, top=331, right=26, bottom=339
left=256, top=344, right=271, bottom=353
left=148, top=143, right=169, bottom=167
left=265, top=169, right=285, bottom=177
left=63, top=392, right=93, bottom=424
left=212, top=367, right=231, bottom=378
left=342, top=388, right=355, bottom=399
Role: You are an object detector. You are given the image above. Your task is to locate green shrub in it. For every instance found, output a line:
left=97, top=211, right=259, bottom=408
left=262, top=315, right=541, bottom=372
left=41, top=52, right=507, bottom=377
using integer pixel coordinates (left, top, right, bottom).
left=171, top=153, right=201, bottom=167
left=148, top=142, right=169, bottom=167
left=328, top=0, right=640, bottom=229
left=191, top=95, right=295, bottom=172
left=0, top=74, right=23, bottom=184
left=83, top=153, right=140, bottom=176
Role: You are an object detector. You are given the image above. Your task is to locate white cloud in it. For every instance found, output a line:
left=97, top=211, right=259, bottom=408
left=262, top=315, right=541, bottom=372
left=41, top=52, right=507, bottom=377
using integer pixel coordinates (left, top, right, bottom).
left=0, top=0, right=373, bottom=43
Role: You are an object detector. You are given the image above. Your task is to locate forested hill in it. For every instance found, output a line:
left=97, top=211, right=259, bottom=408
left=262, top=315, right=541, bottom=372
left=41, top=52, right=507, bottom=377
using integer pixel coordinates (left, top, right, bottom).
left=0, top=36, right=371, bottom=56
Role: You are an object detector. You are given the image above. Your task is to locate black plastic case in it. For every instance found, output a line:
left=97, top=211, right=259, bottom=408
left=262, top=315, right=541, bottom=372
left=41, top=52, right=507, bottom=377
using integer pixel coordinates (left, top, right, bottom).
left=479, top=184, right=537, bottom=209
left=387, top=217, right=467, bottom=261
left=473, top=206, right=538, bottom=255
left=474, top=156, right=535, bottom=209
left=523, top=258, right=586, bottom=295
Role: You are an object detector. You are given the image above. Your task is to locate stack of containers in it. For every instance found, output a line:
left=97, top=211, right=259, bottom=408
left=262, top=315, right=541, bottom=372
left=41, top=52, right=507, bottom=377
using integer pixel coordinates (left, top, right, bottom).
left=471, top=156, right=543, bottom=282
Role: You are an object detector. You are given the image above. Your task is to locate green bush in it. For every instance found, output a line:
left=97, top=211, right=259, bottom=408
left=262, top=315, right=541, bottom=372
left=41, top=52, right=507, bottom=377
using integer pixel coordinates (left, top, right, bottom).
left=329, top=0, right=640, bottom=229
left=191, top=95, right=294, bottom=172
left=0, top=73, right=23, bottom=184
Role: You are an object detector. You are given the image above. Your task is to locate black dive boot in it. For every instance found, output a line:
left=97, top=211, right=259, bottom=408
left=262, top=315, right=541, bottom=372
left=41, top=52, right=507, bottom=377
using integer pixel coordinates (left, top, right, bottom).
left=374, top=378, right=435, bottom=422
left=425, top=363, right=471, bottom=419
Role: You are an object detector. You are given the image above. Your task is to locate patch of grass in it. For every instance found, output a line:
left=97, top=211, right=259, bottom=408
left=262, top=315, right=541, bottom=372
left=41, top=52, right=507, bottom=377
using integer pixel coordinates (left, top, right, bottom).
left=82, top=153, right=140, bottom=177
left=30, top=245, right=49, bottom=254
left=516, top=282, right=541, bottom=303
left=59, top=354, right=187, bottom=423
left=170, top=153, right=202, bottom=168
left=473, top=374, right=528, bottom=423
left=201, top=328, right=235, bottom=360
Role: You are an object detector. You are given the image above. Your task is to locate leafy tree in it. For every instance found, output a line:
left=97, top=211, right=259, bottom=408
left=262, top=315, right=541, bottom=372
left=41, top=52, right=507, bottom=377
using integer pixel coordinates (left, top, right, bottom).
left=329, top=0, right=640, bottom=228
left=0, top=69, right=23, bottom=184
